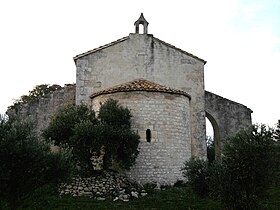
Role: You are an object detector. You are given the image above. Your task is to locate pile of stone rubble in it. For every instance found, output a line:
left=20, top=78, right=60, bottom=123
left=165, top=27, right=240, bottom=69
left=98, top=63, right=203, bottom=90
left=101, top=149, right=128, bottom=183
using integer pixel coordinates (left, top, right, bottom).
left=59, top=171, right=148, bottom=201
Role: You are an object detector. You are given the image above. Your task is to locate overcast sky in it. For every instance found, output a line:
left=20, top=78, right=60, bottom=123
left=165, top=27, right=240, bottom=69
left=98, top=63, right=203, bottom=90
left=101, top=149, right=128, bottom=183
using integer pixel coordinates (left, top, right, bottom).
left=0, top=0, right=279, bottom=128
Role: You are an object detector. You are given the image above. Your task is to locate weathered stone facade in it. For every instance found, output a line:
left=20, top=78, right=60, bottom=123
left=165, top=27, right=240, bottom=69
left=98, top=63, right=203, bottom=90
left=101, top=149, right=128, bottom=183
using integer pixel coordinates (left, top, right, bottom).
left=74, top=33, right=206, bottom=159
left=9, top=14, right=252, bottom=185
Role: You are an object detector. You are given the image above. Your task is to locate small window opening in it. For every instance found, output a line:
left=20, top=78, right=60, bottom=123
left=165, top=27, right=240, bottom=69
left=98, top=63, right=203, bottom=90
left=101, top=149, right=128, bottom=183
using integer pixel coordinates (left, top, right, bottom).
left=146, top=129, right=151, bottom=143
left=139, top=24, right=144, bottom=34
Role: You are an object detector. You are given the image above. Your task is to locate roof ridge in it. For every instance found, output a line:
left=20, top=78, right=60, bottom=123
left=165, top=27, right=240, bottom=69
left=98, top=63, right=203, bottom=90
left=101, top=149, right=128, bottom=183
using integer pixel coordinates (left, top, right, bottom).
left=73, top=36, right=129, bottom=61
left=73, top=35, right=206, bottom=64
left=153, top=37, right=207, bottom=64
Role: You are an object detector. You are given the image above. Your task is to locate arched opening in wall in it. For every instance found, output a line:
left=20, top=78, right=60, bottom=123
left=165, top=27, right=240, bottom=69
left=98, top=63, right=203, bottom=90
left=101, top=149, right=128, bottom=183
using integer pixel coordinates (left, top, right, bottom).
left=139, top=24, right=144, bottom=34
left=146, top=129, right=151, bottom=143
left=206, top=112, right=221, bottom=162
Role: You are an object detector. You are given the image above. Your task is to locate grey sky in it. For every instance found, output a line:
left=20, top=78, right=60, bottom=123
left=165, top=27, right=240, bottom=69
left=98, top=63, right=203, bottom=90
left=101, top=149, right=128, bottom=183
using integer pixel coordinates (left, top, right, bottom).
left=0, top=0, right=279, bottom=127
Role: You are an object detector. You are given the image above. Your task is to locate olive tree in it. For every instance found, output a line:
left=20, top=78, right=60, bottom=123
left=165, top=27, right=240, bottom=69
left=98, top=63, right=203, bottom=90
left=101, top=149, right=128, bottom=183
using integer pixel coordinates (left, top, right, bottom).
left=43, top=99, right=140, bottom=173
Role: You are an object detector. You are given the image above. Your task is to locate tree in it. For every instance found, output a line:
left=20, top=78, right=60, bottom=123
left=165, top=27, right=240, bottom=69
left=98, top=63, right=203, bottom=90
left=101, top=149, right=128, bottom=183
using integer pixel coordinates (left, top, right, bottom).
left=274, top=120, right=280, bottom=141
left=182, top=125, right=275, bottom=209
left=8, top=84, right=63, bottom=110
left=42, top=104, right=97, bottom=173
left=206, top=135, right=215, bottom=164
left=219, top=125, right=275, bottom=209
left=42, top=104, right=96, bottom=147
left=43, top=99, right=140, bottom=172
left=98, top=99, right=139, bottom=170
left=0, top=116, right=74, bottom=210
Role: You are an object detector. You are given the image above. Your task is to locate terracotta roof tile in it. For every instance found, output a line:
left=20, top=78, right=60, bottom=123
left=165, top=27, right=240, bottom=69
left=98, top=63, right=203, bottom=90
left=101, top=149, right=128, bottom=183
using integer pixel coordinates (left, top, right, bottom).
left=90, top=79, right=191, bottom=99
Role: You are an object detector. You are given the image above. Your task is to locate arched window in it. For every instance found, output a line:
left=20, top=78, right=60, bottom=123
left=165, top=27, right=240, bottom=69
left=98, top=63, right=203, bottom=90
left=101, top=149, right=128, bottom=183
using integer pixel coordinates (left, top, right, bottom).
left=146, top=129, right=151, bottom=143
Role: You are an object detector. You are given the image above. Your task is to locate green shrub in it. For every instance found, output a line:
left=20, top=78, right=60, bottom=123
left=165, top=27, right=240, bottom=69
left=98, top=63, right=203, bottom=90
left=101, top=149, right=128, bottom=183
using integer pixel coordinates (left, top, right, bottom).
left=207, top=160, right=225, bottom=200
left=183, top=125, right=276, bottom=210
left=0, top=116, right=74, bottom=210
left=182, top=157, right=210, bottom=198
left=43, top=99, right=140, bottom=173
left=221, top=125, right=275, bottom=209
left=42, top=104, right=96, bottom=147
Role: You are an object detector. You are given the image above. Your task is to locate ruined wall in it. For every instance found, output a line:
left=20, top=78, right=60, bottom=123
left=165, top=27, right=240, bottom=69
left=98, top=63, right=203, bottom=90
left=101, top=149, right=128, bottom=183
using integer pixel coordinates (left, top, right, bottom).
left=205, top=91, right=252, bottom=143
left=9, top=85, right=76, bottom=134
left=76, top=33, right=206, bottom=158
left=91, top=91, right=191, bottom=185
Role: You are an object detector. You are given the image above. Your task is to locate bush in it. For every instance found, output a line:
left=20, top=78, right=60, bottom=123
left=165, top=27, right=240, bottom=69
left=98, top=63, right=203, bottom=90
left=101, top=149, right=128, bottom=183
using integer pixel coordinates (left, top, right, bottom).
left=221, top=125, right=275, bottom=209
left=42, top=104, right=96, bottom=147
left=182, top=157, right=210, bottom=198
left=183, top=125, right=275, bottom=210
left=0, top=116, right=74, bottom=210
left=43, top=99, right=140, bottom=173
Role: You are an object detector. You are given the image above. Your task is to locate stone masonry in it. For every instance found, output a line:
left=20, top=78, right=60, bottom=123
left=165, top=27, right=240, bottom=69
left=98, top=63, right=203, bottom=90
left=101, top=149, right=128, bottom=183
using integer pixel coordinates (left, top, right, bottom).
left=8, top=85, right=75, bottom=134
left=91, top=88, right=191, bottom=185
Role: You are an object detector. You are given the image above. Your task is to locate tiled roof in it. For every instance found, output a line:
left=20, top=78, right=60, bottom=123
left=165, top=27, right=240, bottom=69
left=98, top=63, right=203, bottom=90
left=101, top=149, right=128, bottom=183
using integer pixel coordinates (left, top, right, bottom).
left=90, top=79, right=191, bottom=99
left=73, top=36, right=129, bottom=61
left=73, top=35, right=206, bottom=64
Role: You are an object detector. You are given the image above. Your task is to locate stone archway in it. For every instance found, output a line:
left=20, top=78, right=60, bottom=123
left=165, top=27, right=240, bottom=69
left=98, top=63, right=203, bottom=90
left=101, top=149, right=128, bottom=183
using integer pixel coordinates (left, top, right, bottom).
left=206, top=112, right=221, bottom=160
left=205, top=91, right=252, bottom=160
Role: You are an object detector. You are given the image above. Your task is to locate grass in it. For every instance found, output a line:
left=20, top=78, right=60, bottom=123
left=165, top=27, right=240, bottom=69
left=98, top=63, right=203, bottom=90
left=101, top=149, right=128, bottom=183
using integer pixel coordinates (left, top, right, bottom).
left=17, top=185, right=221, bottom=210
left=2, top=173, right=279, bottom=210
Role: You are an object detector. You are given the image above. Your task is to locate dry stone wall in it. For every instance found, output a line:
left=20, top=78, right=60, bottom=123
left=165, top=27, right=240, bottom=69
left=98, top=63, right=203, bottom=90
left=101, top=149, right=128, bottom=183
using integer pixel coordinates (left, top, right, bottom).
left=59, top=171, right=147, bottom=201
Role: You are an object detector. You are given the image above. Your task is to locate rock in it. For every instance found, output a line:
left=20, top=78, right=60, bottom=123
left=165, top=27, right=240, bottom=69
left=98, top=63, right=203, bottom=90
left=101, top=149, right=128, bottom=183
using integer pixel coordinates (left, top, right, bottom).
left=119, top=189, right=125, bottom=194
left=131, top=191, right=139, bottom=198
left=154, top=183, right=161, bottom=190
left=80, top=192, right=93, bottom=197
left=141, top=192, right=148, bottom=196
left=96, top=197, right=106, bottom=201
left=113, top=197, right=119, bottom=202
left=119, top=194, right=129, bottom=201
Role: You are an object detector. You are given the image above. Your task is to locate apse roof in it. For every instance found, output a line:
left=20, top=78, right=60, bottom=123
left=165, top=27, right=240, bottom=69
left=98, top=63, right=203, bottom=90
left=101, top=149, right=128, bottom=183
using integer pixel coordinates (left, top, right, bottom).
left=90, top=79, right=191, bottom=99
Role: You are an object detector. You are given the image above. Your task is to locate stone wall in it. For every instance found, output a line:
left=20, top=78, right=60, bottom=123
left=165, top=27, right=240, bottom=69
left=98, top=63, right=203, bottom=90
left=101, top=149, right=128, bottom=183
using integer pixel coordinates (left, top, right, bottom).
left=9, top=85, right=76, bottom=134
left=205, top=91, right=252, bottom=143
left=75, top=33, right=206, bottom=158
left=59, top=171, right=147, bottom=201
left=92, top=91, right=191, bottom=185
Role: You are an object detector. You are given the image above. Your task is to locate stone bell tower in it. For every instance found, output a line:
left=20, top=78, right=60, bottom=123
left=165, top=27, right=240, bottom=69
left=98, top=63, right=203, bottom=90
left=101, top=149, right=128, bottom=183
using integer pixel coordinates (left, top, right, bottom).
left=134, top=13, right=149, bottom=34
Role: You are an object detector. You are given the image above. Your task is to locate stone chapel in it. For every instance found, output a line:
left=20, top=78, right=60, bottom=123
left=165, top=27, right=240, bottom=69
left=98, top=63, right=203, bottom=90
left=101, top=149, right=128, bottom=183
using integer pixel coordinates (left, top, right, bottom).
left=12, top=14, right=252, bottom=185
left=73, top=14, right=252, bottom=184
